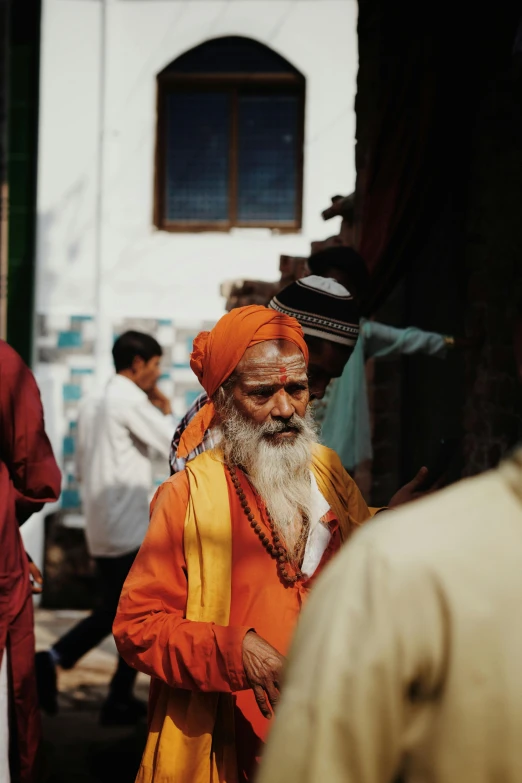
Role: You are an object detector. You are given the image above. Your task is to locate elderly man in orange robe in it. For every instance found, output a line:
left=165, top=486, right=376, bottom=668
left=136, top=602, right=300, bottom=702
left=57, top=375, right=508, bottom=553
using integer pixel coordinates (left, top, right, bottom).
left=113, top=306, right=383, bottom=782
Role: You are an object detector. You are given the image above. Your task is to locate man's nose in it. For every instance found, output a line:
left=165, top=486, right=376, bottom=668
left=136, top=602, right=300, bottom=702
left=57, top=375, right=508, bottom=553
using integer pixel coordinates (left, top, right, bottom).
left=271, top=390, right=295, bottom=419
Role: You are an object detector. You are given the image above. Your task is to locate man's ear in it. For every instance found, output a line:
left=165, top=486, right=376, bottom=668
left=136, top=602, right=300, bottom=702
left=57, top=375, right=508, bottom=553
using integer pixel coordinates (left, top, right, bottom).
left=131, top=355, right=145, bottom=375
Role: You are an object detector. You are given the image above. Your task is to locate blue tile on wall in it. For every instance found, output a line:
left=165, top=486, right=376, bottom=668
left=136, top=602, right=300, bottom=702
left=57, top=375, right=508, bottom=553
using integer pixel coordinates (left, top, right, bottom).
left=71, top=315, right=93, bottom=323
left=58, top=331, right=83, bottom=349
left=63, top=436, right=75, bottom=456
left=62, top=489, right=80, bottom=509
left=71, top=367, right=93, bottom=376
left=158, top=319, right=172, bottom=326
left=173, top=362, right=190, bottom=370
left=185, top=390, right=201, bottom=408
left=63, top=384, right=82, bottom=402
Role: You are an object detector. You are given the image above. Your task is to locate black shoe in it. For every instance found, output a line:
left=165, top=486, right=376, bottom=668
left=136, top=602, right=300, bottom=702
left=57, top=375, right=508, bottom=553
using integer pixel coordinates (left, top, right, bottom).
left=35, top=651, right=58, bottom=716
left=99, top=695, right=147, bottom=726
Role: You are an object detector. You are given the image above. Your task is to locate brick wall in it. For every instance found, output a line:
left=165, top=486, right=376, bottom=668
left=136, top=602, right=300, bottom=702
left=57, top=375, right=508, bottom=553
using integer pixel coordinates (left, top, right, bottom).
left=461, top=67, right=522, bottom=475
left=366, top=286, right=405, bottom=506
left=356, top=4, right=522, bottom=497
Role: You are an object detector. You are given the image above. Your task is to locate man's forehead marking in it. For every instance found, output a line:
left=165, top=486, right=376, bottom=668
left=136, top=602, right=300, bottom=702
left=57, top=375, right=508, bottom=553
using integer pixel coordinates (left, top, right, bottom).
left=241, top=366, right=308, bottom=387
left=242, top=353, right=304, bottom=366
left=239, top=357, right=305, bottom=375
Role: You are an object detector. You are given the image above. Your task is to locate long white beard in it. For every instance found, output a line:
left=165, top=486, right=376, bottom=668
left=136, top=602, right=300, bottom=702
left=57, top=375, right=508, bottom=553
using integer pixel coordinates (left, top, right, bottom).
left=217, top=398, right=318, bottom=563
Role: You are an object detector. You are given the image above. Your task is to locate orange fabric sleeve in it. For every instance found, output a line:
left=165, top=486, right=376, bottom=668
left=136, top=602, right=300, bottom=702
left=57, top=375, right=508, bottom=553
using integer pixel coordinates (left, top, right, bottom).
left=113, top=473, right=251, bottom=693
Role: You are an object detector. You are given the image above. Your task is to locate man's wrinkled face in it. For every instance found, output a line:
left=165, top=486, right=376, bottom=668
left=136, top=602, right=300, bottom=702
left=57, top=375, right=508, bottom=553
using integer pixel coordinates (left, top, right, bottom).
left=230, top=340, right=309, bottom=445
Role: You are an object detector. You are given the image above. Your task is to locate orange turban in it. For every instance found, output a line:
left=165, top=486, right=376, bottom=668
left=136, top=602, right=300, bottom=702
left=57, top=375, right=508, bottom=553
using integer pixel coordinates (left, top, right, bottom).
left=177, top=305, right=309, bottom=459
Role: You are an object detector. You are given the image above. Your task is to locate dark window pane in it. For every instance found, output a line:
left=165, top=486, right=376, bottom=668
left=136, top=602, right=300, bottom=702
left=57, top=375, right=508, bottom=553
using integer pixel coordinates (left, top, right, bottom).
left=164, top=36, right=300, bottom=75
left=237, top=94, right=299, bottom=223
left=165, top=92, right=230, bottom=222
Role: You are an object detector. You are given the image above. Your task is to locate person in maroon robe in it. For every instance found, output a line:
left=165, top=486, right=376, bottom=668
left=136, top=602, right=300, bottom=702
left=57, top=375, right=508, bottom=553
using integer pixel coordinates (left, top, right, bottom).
left=0, top=340, right=61, bottom=783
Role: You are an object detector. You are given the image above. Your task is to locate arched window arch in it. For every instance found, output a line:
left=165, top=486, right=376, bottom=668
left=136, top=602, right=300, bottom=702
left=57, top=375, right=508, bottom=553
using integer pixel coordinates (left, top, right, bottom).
left=154, top=37, right=305, bottom=232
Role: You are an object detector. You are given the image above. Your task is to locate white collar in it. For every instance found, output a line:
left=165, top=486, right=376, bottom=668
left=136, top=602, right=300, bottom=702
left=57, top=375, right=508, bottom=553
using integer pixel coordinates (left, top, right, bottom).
left=301, top=472, right=332, bottom=578
left=309, top=471, right=331, bottom=529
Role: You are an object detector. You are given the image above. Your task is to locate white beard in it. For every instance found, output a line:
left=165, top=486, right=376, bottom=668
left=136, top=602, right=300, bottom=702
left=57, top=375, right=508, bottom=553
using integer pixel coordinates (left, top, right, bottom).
left=216, top=397, right=318, bottom=563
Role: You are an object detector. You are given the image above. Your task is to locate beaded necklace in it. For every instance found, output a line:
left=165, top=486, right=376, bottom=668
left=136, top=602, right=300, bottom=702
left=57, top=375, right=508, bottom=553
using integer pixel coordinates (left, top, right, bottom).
left=226, top=462, right=307, bottom=585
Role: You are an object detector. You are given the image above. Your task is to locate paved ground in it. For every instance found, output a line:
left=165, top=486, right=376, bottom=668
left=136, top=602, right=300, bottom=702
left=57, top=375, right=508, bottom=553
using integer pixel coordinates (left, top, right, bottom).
left=35, top=609, right=149, bottom=783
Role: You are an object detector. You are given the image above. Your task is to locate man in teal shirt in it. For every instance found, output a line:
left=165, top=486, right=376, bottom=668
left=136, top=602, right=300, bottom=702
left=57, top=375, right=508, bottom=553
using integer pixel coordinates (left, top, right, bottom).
left=309, top=247, right=455, bottom=472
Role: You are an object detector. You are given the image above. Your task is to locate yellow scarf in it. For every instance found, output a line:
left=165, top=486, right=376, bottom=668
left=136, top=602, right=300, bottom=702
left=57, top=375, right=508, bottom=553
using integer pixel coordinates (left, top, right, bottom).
left=136, top=444, right=365, bottom=783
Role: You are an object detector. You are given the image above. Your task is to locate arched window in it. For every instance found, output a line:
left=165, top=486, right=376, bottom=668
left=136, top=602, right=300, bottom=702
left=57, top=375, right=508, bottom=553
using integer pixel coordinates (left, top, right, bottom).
left=154, top=37, right=305, bottom=232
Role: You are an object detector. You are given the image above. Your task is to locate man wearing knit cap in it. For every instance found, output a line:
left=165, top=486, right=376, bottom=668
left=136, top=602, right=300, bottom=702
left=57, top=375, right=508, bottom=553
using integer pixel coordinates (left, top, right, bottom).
left=114, top=302, right=427, bottom=782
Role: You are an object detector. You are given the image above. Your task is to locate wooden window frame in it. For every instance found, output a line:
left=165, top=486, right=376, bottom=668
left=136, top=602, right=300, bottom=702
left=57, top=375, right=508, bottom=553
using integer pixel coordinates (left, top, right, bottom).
left=154, top=72, right=305, bottom=233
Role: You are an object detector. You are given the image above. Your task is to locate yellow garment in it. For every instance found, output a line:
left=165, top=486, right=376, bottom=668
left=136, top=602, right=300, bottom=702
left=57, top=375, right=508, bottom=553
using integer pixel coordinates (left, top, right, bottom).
left=310, top=446, right=374, bottom=533
left=259, top=450, right=522, bottom=783
left=136, top=444, right=369, bottom=783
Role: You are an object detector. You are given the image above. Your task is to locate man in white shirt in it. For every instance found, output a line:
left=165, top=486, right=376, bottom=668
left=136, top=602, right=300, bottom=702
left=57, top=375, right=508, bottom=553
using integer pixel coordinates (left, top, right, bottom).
left=36, top=331, right=174, bottom=726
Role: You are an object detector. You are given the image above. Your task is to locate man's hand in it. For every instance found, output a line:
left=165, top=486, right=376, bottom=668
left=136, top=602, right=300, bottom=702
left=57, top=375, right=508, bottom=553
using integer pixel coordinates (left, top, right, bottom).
left=148, top=386, right=172, bottom=416
left=29, top=561, right=44, bottom=594
left=388, top=466, right=430, bottom=508
left=242, top=632, right=285, bottom=719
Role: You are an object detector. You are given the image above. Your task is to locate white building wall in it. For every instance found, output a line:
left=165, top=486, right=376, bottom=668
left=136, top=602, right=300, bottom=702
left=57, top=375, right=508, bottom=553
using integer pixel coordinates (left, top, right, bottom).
left=37, top=0, right=358, bottom=327
left=31, top=0, right=358, bottom=561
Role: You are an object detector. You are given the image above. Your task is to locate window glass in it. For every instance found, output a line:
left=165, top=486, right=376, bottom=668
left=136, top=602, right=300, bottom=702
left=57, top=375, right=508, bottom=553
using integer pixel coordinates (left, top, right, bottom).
left=168, top=36, right=298, bottom=74
left=165, top=92, right=230, bottom=222
left=237, top=93, right=299, bottom=222
left=156, top=37, right=304, bottom=230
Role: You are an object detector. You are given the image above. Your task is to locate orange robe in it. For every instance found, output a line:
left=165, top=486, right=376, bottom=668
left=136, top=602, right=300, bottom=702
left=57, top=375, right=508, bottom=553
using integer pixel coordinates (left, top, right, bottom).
left=114, top=467, right=347, bottom=781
